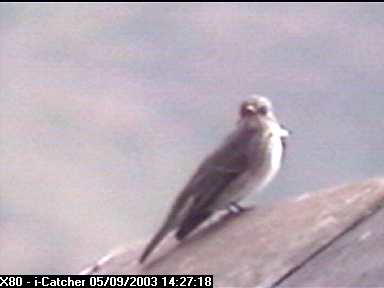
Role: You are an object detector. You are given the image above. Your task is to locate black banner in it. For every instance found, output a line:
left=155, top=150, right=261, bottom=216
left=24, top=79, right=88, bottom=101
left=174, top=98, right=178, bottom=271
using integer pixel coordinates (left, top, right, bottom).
left=0, top=275, right=213, bottom=288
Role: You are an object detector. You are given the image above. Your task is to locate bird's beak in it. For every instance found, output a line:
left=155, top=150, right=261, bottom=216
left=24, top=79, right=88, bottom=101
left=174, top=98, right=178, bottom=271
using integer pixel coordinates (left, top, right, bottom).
left=245, top=104, right=257, bottom=113
left=280, top=124, right=292, bottom=137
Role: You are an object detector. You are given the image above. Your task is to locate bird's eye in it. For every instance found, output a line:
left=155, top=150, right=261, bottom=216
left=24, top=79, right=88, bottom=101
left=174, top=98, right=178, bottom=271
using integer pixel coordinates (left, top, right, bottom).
left=257, top=106, right=268, bottom=115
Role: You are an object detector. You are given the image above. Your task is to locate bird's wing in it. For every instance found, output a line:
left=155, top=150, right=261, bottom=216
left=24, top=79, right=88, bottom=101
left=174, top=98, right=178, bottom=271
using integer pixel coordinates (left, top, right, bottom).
left=174, top=126, right=260, bottom=216
left=140, top=126, right=260, bottom=261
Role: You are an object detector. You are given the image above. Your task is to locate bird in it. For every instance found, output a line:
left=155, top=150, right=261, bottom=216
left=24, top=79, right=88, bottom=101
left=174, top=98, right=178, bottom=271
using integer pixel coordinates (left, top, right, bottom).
left=139, top=95, right=290, bottom=264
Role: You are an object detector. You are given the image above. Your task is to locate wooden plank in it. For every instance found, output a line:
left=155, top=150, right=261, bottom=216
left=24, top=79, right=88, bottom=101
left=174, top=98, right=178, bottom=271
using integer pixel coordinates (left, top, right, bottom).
left=80, top=178, right=384, bottom=288
left=278, top=206, right=384, bottom=287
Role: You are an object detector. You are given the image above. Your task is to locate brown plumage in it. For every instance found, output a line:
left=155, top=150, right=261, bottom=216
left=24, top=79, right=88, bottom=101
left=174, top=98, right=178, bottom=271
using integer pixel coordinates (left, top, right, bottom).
left=139, top=96, right=290, bottom=264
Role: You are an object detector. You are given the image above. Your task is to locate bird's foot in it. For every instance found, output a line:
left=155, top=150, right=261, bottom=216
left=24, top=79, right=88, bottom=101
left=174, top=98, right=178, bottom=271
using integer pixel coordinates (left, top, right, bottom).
left=227, top=203, right=255, bottom=214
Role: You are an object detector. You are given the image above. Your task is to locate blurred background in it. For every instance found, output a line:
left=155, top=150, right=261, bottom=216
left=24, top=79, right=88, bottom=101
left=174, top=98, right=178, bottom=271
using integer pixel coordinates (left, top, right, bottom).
left=1, top=3, right=383, bottom=274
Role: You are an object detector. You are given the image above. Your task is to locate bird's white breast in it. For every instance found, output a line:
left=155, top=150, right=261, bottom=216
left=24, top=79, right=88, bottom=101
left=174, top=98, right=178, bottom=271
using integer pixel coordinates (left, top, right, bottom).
left=214, top=126, right=284, bottom=209
left=258, top=131, right=283, bottom=191
left=241, top=121, right=285, bottom=195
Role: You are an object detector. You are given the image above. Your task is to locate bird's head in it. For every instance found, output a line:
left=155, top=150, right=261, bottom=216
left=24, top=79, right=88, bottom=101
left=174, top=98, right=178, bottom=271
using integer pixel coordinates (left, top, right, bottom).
left=240, top=95, right=275, bottom=121
left=239, top=95, right=291, bottom=137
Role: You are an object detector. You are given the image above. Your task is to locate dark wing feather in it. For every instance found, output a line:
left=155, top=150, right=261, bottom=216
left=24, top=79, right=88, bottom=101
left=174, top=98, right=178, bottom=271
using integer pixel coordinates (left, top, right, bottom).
left=173, top=126, right=259, bottom=238
left=182, top=127, right=257, bottom=208
left=175, top=210, right=212, bottom=240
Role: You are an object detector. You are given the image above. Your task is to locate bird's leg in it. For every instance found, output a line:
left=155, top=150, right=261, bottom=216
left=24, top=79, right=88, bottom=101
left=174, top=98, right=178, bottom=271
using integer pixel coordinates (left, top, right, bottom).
left=227, top=203, right=239, bottom=214
left=232, top=202, right=248, bottom=212
left=227, top=202, right=247, bottom=214
left=227, top=202, right=255, bottom=214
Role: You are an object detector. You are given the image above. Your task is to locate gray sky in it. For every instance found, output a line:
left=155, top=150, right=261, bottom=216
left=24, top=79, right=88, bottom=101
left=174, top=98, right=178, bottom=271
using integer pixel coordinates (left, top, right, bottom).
left=1, top=3, right=384, bottom=273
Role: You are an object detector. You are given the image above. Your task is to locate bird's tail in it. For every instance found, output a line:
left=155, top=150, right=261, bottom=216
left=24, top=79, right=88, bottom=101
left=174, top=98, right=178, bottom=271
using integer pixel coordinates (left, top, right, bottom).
left=175, top=211, right=212, bottom=241
left=139, top=219, right=173, bottom=264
